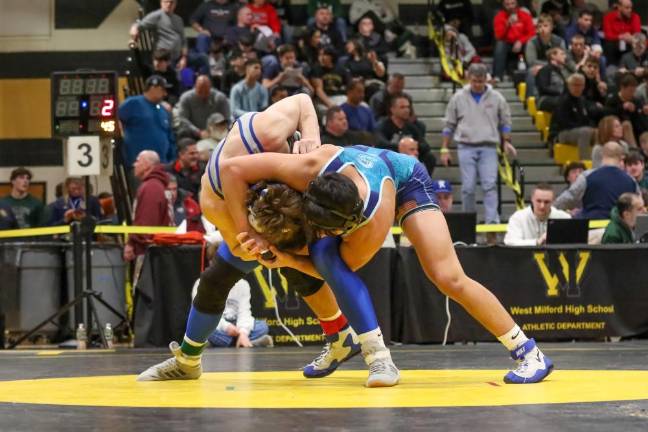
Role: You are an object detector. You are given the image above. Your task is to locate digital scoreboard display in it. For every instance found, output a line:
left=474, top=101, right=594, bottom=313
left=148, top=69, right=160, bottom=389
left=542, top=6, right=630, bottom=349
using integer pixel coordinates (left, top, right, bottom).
left=51, top=71, right=118, bottom=137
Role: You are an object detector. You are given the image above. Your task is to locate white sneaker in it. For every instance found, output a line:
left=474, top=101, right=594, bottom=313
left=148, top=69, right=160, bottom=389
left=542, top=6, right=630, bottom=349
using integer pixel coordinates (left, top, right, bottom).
left=136, top=341, right=202, bottom=381
left=361, top=336, right=400, bottom=388
left=504, top=338, right=554, bottom=384
left=251, top=334, right=274, bottom=347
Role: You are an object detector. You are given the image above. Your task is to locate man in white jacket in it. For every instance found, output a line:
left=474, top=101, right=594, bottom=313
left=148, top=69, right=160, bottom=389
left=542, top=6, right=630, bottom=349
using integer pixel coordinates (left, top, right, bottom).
left=504, top=183, right=571, bottom=246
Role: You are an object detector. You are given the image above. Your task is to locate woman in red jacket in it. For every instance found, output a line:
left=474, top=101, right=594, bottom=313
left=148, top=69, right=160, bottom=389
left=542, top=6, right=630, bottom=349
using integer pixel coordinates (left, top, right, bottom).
left=492, top=0, right=536, bottom=80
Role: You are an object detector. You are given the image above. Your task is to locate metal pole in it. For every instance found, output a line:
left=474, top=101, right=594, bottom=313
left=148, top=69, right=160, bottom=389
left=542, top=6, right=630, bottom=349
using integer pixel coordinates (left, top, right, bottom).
left=72, top=221, right=83, bottom=329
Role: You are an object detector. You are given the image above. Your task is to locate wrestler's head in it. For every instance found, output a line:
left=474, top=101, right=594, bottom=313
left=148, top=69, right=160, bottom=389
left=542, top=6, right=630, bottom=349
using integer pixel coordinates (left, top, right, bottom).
left=303, top=173, right=364, bottom=236
left=246, top=182, right=309, bottom=251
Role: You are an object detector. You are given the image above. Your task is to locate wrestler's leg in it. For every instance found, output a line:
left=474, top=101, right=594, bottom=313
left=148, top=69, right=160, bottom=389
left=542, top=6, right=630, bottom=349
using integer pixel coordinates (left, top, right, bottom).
left=402, top=210, right=554, bottom=383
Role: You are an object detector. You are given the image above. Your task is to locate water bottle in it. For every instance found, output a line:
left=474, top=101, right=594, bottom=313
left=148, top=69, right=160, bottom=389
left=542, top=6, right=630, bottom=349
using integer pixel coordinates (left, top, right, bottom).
left=517, top=55, right=527, bottom=72
left=104, top=323, right=114, bottom=349
left=76, top=323, right=87, bottom=350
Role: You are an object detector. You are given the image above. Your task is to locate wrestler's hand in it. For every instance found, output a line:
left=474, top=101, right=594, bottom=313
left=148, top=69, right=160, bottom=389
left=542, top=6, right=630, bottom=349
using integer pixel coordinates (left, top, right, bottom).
left=292, top=138, right=320, bottom=154
left=236, top=231, right=269, bottom=257
left=236, top=333, right=253, bottom=348
left=257, top=245, right=294, bottom=269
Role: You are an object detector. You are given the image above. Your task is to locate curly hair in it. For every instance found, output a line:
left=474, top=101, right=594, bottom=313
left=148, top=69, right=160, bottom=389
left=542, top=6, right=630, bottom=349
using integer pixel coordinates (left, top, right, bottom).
left=303, top=172, right=364, bottom=235
left=246, top=182, right=309, bottom=251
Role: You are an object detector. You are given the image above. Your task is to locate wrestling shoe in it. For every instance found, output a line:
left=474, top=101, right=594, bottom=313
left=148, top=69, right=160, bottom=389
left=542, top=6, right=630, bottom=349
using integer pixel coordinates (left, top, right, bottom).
left=302, top=326, right=361, bottom=378
left=136, top=341, right=202, bottom=381
left=504, top=338, right=554, bottom=384
left=362, top=339, right=400, bottom=388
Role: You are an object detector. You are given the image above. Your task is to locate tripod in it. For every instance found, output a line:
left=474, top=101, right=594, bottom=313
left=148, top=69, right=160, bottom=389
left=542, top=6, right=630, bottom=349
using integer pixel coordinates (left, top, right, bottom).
left=9, top=181, right=132, bottom=349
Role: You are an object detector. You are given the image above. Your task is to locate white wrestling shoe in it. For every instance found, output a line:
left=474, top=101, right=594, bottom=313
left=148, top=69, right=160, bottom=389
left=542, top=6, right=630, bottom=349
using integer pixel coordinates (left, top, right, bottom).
left=362, top=337, right=400, bottom=388
left=137, top=341, right=202, bottom=381
left=504, top=338, right=554, bottom=384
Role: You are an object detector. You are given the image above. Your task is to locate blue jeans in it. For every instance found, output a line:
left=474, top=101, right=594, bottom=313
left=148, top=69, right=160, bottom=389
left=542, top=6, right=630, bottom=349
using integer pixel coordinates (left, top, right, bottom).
left=457, top=144, right=500, bottom=223
left=493, top=40, right=512, bottom=80
left=208, top=319, right=269, bottom=347
left=195, top=33, right=213, bottom=55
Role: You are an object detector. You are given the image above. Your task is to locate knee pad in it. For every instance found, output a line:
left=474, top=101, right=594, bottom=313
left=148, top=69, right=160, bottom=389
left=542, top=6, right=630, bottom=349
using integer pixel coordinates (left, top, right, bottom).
left=280, top=267, right=324, bottom=298
left=193, top=256, right=247, bottom=314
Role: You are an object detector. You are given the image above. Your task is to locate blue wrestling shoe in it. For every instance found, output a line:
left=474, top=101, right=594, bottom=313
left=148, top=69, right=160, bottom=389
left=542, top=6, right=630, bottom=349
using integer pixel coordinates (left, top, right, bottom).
left=504, top=338, right=554, bottom=384
left=303, top=326, right=361, bottom=378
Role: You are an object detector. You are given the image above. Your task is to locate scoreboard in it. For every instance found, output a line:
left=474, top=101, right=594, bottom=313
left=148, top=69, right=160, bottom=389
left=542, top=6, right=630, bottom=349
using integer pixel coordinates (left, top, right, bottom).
left=51, top=71, right=118, bottom=137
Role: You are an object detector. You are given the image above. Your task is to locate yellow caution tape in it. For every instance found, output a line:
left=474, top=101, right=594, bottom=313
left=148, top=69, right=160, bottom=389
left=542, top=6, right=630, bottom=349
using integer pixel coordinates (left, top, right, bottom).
left=0, top=225, right=177, bottom=239
left=428, top=17, right=466, bottom=86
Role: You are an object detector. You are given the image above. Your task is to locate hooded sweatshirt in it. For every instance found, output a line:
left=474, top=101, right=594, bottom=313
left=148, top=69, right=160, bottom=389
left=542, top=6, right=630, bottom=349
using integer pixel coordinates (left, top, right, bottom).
left=129, top=165, right=173, bottom=255
left=601, top=207, right=634, bottom=244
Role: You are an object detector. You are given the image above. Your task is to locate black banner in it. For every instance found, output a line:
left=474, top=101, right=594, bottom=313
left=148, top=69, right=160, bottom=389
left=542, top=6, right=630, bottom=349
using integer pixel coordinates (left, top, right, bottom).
left=133, top=245, right=648, bottom=347
left=394, top=245, right=648, bottom=343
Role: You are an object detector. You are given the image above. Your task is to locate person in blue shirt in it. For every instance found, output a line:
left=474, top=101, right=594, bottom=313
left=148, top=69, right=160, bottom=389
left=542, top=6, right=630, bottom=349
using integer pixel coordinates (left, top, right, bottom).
left=229, top=59, right=269, bottom=118
left=118, top=75, right=177, bottom=170
left=340, top=78, right=376, bottom=132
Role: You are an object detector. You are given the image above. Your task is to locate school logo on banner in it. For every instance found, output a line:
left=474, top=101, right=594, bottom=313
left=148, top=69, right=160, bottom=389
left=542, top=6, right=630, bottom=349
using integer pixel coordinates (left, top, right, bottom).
left=533, top=251, right=591, bottom=297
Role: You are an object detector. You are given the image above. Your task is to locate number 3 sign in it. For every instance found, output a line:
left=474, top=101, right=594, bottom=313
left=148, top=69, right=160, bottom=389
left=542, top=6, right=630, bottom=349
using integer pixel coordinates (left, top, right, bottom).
left=67, top=136, right=100, bottom=176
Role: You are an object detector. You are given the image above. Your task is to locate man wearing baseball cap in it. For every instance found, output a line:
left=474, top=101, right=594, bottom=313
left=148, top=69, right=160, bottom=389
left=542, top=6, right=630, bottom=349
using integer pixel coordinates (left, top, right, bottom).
left=431, top=179, right=454, bottom=213
left=0, top=167, right=45, bottom=228
left=118, top=74, right=177, bottom=178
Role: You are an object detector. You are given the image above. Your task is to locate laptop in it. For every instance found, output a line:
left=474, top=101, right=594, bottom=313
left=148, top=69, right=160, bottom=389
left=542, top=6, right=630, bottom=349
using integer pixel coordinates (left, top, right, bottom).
left=546, top=219, right=589, bottom=244
left=444, top=212, right=477, bottom=245
left=634, top=214, right=648, bottom=243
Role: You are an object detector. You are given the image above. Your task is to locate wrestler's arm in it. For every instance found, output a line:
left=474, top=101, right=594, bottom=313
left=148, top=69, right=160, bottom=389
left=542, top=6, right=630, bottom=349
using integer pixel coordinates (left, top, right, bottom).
left=256, top=93, right=321, bottom=153
left=220, top=150, right=322, bottom=237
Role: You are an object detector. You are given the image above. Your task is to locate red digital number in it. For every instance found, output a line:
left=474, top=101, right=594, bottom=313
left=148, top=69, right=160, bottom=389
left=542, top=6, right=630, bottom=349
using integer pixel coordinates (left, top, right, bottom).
left=100, top=99, right=115, bottom=117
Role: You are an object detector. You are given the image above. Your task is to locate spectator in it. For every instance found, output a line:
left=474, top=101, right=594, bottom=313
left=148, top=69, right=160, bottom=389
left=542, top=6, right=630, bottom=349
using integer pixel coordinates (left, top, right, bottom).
left=311, top=46, right=351, bottom=108
left=262, top=44, right=313, bottom=96
left=0, top=201, right=18, bottom=230
left=492, top=0, right=536, bottom=81
left=640, top=131, right=648, bottom=164
left=524, top=14, right=566, bottom=97
left=356, top=16, right=389, bottom=65
left=431, top=179, right=454, bottom=213
left=637, top=74, right=648, bottom=107
left=570, top=0, right=603, bottom=28
left=437, top=0, right=474, bottom=37
left=604, top=73, right=648, bottom=146
left=320, top=106, right=375, bottom=146
left=376, top=94, right=436, bottom=174
left=136, top=49, right=181, bottom=105
left=563, top=161, right=587, bottom=186
left=175, top=75, right=231, bottom=140
left=618, top=33, right=648, bottom=81
left=442, top=24, right=480, bottom=74
left=580, top=56, right=608, bottom=105
left=197, top=113, right=229, bottom=161
left=592, top=114, right=632, bottom=167
left=397, top=136, right=419, bottom=159
left=555, top=141, right=639, bottom=218
left=225, top=7, right=255, bottom=49
left=504, top=183, right=571, bottom=245
left=207, top=38, right=228, bottom=90
left=230, top=59, right=269, bottom=118
left=565, top=9, right=603, bottom=50
left=342, top=39, right=386, bottom=98
left=536, top=47, right=569, bottom=112
left=0, top=168, right=44, bottom=228
left=296, top=27, right=322, bottom=65
left=602, top=192, right=645, bottom=243
left=202, top=279, right=273, bottom=348
left=118, top=75, right=176, bottom=170
left=369, top=73, right=405, bottom=119
left=221, top=49, right=247, bottom=95
left=307, top=0, right=347, bottom=43
left=624, top=150, right=648, bottom=188
left=191, top=0, right=238, bottom=55
left=340, top=79, right=376, bottom=132
left=540, top=0, right=568, bottom=39
left=441, top=63, right=516, bottom=224
left=602, top=0, right=641, bottom=65
left=167, top=175, right=203, bottom=232
left=130, top=0, right=208, bottom=74
left=248, top=0, right=281, bottom=39
left=46, top=177, right=102, bottom=226
left=97, top=192, right=118, bottom=224
left=270, top=85, right=289, bottom=104
left=123, top=151, right=173, bottom=272
left=548, top=73, right=598, bottom=159
left=309, top=5, right=344, bottom=55
left=165, top=137, right=205, bottom=200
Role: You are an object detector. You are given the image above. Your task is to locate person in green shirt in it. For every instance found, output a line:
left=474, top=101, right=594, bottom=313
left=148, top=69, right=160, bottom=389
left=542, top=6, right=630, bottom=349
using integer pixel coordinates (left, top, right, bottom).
left=601, top=192, right=645, bottom=244
left=0, top=167, right=45, bottom=228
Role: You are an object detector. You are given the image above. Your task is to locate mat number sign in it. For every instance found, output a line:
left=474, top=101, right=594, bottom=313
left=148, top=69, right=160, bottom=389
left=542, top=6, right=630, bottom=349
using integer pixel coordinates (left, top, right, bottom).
left=67, top=136, right=101, bottom=176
